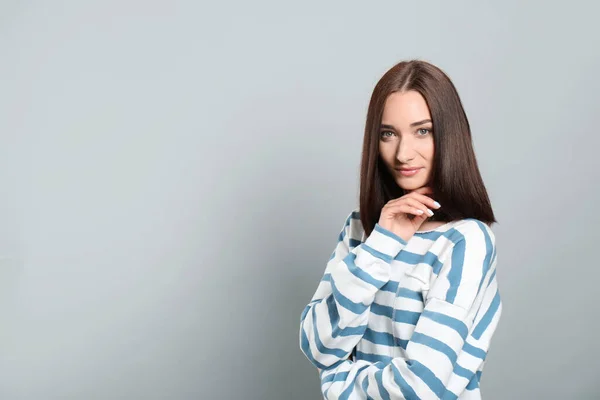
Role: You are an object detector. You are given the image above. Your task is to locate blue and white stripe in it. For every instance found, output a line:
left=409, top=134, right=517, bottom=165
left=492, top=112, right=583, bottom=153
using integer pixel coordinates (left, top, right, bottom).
left=299, top=209, right=502, bottom=399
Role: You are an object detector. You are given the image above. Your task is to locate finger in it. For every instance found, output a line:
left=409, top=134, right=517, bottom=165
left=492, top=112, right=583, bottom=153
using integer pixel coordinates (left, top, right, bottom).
left=384, top=203, right=431, bottom=218
left=386, top=196, right=433, bottom=216
left=384, top=193, right=437, bottom=213
left=407, top=192, right=441, bottom=210
left=403, top=197, right=435, bottom=217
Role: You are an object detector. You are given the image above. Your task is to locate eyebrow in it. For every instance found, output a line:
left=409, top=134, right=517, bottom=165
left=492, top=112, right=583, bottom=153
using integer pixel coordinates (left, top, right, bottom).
left=380, top=119, right=432, bottom=130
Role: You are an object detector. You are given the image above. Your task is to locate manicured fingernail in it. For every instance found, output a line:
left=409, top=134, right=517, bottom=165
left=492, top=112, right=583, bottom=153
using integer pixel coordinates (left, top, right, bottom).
left=433, top=201, right=441, bottom=208
left=427, top=209, right=434, bottom=216
left=416, top=210, right=424, bottom=214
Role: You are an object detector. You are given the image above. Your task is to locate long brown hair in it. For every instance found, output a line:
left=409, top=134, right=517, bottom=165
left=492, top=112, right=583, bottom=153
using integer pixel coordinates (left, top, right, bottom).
left=359, top=60, right=497, bottom=237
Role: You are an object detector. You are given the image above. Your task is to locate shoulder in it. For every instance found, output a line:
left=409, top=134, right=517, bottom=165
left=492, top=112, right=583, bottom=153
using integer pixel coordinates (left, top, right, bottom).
left=341, top=207, right=365, bottom=243
left=340, top=207, right=360, bottom=225
left=441, top=219, right=496, bottom=271
left=447, top=218, right=496, bottom=247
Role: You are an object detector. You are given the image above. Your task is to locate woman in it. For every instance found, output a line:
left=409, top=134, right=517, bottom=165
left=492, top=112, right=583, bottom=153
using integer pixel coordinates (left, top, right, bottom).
left=299, top=60, right=501, bottom=399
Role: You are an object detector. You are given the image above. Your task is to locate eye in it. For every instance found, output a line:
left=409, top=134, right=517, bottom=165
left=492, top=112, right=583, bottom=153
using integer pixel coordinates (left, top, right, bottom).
left=417, top=128, right=431, bottom=136
left=380, top=130, right=395, bottom=138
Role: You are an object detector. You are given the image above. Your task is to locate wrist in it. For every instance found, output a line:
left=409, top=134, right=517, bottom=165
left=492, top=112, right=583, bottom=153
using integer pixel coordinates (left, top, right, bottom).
left=363, top=223, right=408, bottom=261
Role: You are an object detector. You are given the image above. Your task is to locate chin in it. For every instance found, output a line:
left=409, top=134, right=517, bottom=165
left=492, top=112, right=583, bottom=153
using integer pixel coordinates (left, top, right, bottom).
left=396, top=179, right=426, bottom=191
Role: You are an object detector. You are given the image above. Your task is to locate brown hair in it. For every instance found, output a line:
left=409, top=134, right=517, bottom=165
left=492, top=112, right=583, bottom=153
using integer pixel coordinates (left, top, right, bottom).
left=359, top=59, right=497, bottom=237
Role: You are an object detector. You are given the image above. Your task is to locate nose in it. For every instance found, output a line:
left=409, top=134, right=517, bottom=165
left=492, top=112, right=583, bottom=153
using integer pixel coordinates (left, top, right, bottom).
left=396, top=136, right=415, bottom=163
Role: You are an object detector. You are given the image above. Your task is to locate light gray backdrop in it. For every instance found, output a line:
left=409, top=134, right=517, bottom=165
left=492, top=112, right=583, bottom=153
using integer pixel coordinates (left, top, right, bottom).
left=1, top=1, right=598, bottom=399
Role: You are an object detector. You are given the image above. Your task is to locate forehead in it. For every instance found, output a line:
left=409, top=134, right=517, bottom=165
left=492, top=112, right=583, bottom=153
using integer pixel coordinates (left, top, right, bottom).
left=381, top=91, right=431, bottom=123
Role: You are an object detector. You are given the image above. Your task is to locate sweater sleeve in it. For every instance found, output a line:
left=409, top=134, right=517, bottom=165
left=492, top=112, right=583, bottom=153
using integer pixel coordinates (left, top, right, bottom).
left=318, top=220, right=502, bottom=400
left=299, top=211, right=408, bottom=370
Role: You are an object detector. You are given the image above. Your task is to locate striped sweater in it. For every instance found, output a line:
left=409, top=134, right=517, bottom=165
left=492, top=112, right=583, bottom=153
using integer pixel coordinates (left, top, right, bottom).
left=299, top=209, right=502, bottom=399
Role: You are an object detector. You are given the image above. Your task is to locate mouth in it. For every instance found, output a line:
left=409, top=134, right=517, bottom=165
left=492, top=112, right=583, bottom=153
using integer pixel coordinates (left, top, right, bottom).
left=395, top=167, right=422, bottom=177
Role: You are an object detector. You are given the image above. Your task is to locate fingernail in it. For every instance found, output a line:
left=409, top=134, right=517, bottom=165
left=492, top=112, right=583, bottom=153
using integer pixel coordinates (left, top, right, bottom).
left=427, top=209, right=434, bottom=216
left=433, top=201, right=441, bottom=208
left=416, top=210, right=424, bottom=215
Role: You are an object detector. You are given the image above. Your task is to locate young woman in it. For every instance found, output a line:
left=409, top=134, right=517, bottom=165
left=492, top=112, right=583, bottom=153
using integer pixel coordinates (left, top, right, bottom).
left=299, top=60, right=501, bottom=399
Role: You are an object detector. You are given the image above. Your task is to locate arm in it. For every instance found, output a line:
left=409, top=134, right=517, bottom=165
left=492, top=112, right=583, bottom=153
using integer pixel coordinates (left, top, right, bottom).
left=299, top=210, right=409, bottom=370
left=319, top=220, right=502, bottom=400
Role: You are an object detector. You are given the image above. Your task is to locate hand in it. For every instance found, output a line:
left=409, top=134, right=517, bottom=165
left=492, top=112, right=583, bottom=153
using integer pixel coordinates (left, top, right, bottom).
left=377, top=186, right=441, bottom=243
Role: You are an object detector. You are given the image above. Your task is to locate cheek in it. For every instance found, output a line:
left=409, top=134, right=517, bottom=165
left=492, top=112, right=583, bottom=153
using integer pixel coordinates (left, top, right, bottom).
left=420, top=140, right=435, bottom=161
left=379, top=145, right=394, bottom=165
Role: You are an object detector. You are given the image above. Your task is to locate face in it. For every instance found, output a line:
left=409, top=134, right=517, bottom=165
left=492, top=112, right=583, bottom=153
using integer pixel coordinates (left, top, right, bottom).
left=379, top=90, right=435, bottom=192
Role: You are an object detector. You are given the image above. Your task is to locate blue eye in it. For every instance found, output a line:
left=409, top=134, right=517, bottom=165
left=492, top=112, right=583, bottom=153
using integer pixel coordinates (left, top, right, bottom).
left=417, top=128, right=431, bottom=135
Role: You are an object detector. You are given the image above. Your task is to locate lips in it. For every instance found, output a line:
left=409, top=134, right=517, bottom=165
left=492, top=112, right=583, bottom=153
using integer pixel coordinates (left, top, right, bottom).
left=395, top=167, right=422, bottom=177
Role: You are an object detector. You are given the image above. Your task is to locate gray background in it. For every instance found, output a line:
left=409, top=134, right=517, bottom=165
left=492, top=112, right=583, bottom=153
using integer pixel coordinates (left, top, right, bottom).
left=1, top=1, right=598, bottom=399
